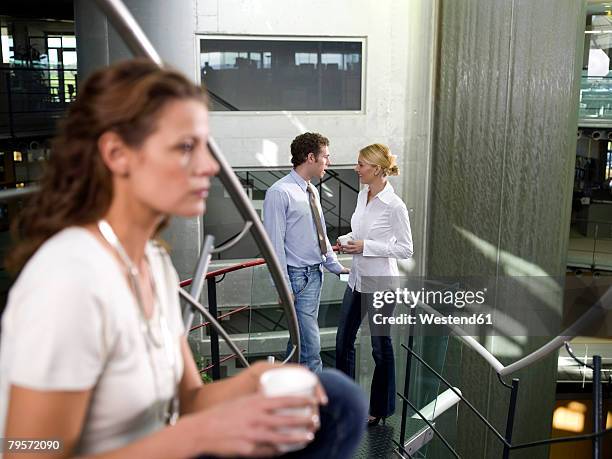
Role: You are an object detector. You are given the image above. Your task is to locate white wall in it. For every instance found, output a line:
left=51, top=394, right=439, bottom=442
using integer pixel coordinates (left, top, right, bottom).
left=196, top=0, right=412, bottom=169
left=196, top=0, right=437, bottom=274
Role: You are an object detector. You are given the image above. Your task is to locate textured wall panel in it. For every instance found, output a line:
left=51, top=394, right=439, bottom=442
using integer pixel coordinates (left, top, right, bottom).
left=427, top=0, right=584, bottom=457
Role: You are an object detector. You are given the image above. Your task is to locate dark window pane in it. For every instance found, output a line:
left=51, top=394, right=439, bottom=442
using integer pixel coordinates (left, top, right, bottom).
left=199, top=38, right=363, bottom=111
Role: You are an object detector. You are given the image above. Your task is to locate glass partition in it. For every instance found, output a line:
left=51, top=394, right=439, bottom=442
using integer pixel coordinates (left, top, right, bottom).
left=568, top=219, right=612, bottom=270
left=188, top=254, right=352, bottom=379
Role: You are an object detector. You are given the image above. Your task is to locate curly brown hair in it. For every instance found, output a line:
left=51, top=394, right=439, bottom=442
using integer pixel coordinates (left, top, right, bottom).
left=7, top=59, right=206, bottom=274
left=290, top=132, right=329, bottom=167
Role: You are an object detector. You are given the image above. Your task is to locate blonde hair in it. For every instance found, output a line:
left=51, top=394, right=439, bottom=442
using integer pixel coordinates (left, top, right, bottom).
left=359, top=143, right=399, bottom=176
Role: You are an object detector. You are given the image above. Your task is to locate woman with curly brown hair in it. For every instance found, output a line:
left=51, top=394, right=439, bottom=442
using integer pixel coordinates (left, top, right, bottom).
left=0, top=59, right=366, bottom=458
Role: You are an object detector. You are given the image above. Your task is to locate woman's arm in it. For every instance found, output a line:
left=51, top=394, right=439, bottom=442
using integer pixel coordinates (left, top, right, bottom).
left=178, top=339, right=327, bottom=414
left=178, top=338, right=276, bottom=414
left=4, top=385, right=214, bottom=459
left=5, top=381, right=319, bottom=459
left=5, top=386, right=90, bottom=459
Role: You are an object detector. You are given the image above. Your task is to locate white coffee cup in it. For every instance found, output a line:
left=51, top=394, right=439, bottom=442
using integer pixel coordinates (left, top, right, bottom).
left=260, top=367, right=317, bottom=453
left=337, top=234, right=353, bottom=246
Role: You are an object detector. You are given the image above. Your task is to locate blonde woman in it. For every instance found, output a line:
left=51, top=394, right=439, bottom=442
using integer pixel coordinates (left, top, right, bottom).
left=336, top=143, right=413, bottom=426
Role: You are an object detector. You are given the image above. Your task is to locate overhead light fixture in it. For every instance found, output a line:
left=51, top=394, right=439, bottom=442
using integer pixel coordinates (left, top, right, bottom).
left=553, top=405, right=585, bottom=433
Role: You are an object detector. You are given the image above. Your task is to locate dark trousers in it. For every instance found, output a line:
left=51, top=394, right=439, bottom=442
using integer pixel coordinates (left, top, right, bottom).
left=197, top=369, right=367, bottom=459
left=335, top=286, right=396, bottom=418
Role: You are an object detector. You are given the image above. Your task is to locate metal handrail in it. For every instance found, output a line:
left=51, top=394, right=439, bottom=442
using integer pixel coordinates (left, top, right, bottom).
left=207, top=91, right=239, bottom=111
left=396, top=282, right=612, bottom=455
left=241, top=169, right=355, bottom=232
left=408, top=283, right=611, bottom=376
left=564, top=341, right=596, bottom=371
left=179, top=259, right=266, bottom=288
left=398, top=394, right=460, bottom=459
left=399, top=342, right=612, bottom=458
left=179, top=288, right=249, bottom=366
left=201, top=349, right=246, bottom=373
left=180, top=243, right=342, bottom=288
left=212, top=222, right=253, bottom=254
left=401, top=343, right=510, bottom=447
left=92, top=0, right=163, bottom=65
left=319, top=169, right=360, bottom=193
left=0, top=187, right=39, bottom=202
left=91, top=0, right=300, bottom=363
left=189, top=305, right=250, bottom=332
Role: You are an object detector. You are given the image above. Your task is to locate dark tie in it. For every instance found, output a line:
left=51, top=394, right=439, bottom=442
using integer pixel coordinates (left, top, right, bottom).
left=307, top=184, right=327, bottom=256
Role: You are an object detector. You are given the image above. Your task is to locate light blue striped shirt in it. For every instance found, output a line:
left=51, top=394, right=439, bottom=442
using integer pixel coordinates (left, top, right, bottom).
left=263, top=169, right=344, bottom=283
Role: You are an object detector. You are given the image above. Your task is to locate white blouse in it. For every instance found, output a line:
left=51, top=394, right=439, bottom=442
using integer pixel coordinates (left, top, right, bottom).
left=0, top=227, right=185, bottom=455
left=343, top=183, right=413, bottom=292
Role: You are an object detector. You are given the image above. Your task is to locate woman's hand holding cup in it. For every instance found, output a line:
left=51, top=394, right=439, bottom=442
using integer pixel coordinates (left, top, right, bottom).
left=259, top=367, right=324, bottom=453
left=189, top=390, right=319, bottom=457
left=337, top=234, right=353, bottom=253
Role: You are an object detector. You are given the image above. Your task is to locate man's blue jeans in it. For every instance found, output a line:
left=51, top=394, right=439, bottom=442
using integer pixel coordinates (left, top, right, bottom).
left=286, top=264, right=323, bottom=374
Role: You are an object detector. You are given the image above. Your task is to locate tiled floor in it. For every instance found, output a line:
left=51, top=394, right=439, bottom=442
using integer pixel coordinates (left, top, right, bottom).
left=353, top=415, right=433, bottom=458
left=354, top=414, right=402, bottom=459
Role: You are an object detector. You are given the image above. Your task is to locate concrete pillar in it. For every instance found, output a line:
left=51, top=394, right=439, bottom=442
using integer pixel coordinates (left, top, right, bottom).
left=74, top=0, right=196, bottom=79
left=426, top=1, right=585, bottom=457
left=74, top=0, right=201, bottom=279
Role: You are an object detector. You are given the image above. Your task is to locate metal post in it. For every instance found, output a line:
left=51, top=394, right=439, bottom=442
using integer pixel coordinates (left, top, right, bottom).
left=207, top=277, right=221, bottom=381
left=399, top=330, right=415, bottom=447
left=592, top=355, right=602, bottom=459
left=502, top=378, right=520, bottom=459
left=184, top=235, right=214, bottom=330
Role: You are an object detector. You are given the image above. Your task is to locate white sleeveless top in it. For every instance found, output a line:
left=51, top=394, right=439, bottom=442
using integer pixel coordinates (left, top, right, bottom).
left=0, top=227, right=185, bottom=455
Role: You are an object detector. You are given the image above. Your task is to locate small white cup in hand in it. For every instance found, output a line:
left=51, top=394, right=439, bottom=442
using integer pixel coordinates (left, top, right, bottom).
left=260, top=367, right=318, bottom=453
left=337, top=234, right=353, bottom=247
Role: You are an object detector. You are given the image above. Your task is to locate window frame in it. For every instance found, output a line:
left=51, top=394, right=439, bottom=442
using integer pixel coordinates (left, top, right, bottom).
left=194, top=34, right=367, bottom=115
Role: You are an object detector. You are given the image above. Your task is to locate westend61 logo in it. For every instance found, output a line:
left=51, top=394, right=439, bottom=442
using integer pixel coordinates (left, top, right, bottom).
left=363, top=275, right=612, bottom=337
left=367, top=285, right=493, bottom=332
left=372, top=287, right=487, bottom=309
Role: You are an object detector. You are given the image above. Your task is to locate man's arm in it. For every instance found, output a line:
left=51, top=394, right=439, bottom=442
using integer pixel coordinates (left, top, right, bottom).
left=262, top=188, right=290, bottom=284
